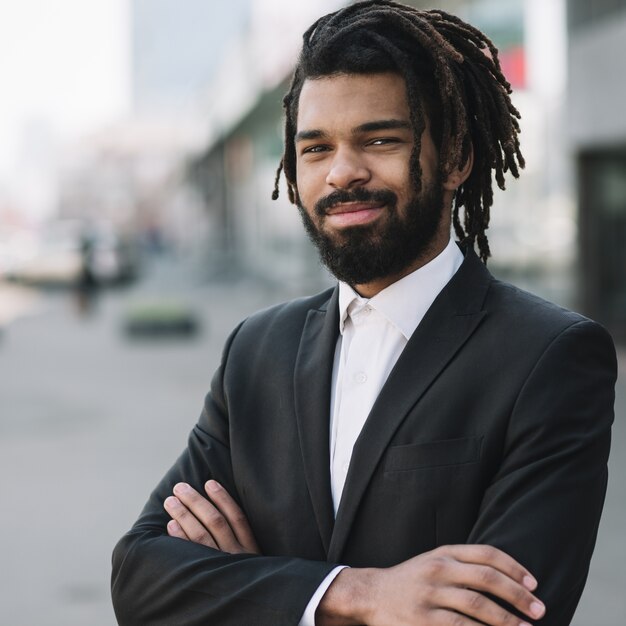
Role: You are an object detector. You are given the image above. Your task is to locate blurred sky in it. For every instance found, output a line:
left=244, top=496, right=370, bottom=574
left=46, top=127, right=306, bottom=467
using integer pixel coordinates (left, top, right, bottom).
left=0, top=0, right=130, bottom=178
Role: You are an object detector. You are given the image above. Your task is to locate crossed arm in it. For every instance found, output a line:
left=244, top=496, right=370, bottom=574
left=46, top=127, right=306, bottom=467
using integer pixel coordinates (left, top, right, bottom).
left=113, top=318, right=616, bottom=625
left=164, top=479, right=545, bottom=626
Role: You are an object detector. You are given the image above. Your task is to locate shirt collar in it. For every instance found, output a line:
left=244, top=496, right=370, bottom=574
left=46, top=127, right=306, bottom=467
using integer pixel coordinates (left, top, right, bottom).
left=338, top=238, right=464, bottom=338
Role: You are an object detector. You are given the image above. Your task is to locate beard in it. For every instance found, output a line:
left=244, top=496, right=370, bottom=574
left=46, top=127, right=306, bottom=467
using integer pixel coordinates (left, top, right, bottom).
left=297, top=180, right=444, bottom=286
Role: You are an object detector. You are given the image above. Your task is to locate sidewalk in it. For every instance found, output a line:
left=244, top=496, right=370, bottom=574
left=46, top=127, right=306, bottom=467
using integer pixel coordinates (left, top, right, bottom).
left=0, top=262, right=297, bottom=626
left=0, top=261, right=624, bottom=625
left=574, top=346, right=626, bottom=625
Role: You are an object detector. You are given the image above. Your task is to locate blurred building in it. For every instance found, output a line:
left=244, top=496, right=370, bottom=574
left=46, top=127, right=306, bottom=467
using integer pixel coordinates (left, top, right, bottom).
left=188, top=0, right=347, bottom=287
left=55, top=2, right=258, bottom=264
left=188, top=0, right=572, bottom=294
left=568, top=0, right=626, bottom=339
left=57, top=119, right=208, bottom=257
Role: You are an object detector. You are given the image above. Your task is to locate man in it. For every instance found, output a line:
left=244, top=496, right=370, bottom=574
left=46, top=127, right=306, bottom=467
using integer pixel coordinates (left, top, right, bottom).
left=111, top=2, right=616, bottom=625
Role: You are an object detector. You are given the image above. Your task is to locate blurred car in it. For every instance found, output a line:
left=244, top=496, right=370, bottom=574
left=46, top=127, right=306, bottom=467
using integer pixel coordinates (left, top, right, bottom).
left=7, top=220, right=138, bottom=287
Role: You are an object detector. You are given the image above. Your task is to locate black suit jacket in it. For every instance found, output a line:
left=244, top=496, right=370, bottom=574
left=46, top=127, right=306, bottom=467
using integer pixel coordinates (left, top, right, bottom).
left=112, top=248, right=616, bottom=625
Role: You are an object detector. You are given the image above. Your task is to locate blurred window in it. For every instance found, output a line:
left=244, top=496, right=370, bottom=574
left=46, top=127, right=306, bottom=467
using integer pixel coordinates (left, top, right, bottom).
left=579, top=149, right=626, bottom=337
left=568, top=0, right=626, bottom=31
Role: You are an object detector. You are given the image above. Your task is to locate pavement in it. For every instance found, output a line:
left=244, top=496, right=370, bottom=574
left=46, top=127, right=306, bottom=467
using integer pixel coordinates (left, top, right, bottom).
left=0, top=258, right=624, bottom=625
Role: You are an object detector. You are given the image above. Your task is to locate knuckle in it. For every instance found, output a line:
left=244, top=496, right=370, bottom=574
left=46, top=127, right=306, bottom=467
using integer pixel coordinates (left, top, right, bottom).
left=447, top=613, right=466, bottom=626
left=232, top=512, right=248, bottom=527
left=478, top=566, right=496, bottom=586
left=433, top=545, right=449, bottom=556
left=466, top=591, right=484, bottom=611
left=174, top=506, right=190, bottom=521
left=207, top=512, right=228, bottom=531
left=188, top=492, right=204, bottom=507
left=477, top=544, right=496, bottom=561
left=190, top=529, right=211, bottom=545
left=495, top=605, right=517, bottom=625
left=424, top=557, right=447, bottom=578
left=512, top=585, right=527, bottom=605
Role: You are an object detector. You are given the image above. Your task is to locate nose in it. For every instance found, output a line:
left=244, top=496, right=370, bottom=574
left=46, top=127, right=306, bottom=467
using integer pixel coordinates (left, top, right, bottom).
left=325, top=147, right=371, bottom=189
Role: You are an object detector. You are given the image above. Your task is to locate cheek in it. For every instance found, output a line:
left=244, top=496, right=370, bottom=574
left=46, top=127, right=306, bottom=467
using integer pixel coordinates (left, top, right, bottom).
left=295, top=166, right=321, bottom=207
left=379, top=165, right=412, bottom=203
left=295, top=160, right=306, bottom=193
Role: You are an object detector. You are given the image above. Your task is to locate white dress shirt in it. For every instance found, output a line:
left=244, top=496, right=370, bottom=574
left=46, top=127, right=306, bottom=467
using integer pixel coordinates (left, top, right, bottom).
left=299, top=238, right=464, bottom=625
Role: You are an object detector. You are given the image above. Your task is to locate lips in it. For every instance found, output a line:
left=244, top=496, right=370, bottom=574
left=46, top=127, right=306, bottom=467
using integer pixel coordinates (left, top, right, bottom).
left=327, top=201, right=384, bottom=214
left=325, top=202, right=385, bottom=227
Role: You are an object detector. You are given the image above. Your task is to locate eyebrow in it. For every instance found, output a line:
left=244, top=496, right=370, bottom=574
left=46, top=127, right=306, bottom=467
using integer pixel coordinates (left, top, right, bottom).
left=356, top=119, right=411, bottom=133
left=295, top=119, right=411, bottom=142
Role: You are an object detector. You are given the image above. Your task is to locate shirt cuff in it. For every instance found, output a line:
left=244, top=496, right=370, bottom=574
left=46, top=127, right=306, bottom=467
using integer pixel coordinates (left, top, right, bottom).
left=298, top=565, right=348, bottom=626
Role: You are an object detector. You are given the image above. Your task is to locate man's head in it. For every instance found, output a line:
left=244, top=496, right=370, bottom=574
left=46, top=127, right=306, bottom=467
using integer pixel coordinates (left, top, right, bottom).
left=273, top=0, right=524, bottom=276
left=294, top=72, right=450, bottom=289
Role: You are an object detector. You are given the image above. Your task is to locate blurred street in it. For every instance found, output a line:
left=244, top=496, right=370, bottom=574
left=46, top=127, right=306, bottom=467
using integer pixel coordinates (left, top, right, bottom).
left=0, top=259, right=624, bottom=626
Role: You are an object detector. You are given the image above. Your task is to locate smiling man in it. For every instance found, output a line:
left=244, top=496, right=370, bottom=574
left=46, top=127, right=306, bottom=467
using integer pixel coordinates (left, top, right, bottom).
left=111, top=2, right=616, bottom=625
left=294, top=72, right=457, bottom=297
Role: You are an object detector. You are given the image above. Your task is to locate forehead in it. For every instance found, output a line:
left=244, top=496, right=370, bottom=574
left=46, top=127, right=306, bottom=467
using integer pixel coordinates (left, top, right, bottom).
left=296, top=72, right=411, bottom=133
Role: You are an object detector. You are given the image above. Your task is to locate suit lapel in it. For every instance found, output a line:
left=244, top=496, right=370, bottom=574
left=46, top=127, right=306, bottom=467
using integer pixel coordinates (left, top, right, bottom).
left=328, top=249, right=492, bottom=562
left=294, top=287, right=340, bottom=555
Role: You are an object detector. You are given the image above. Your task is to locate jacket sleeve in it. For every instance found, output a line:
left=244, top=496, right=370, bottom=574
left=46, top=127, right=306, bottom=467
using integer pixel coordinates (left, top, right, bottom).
left=467, top=319, right=617, bottom=626
left=111, top=323, right=336, bottom=626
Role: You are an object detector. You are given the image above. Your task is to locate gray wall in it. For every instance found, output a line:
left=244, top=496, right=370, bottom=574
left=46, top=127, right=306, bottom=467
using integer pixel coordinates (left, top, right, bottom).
left=569, top=11, right=626, bottom=148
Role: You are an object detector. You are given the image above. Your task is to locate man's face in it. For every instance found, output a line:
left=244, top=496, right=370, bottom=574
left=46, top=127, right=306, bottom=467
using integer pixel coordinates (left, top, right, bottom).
left=294, top=72, right=447, bottom=288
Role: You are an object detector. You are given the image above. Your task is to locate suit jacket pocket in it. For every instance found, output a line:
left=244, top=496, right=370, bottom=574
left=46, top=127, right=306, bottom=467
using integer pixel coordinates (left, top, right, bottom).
left=384, top=436, right=483, bottom=472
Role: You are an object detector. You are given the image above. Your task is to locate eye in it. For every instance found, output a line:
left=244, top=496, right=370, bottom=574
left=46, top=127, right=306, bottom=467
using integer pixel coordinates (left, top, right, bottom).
left=302, top=144, right=330, bottom=154
left=368, top=137, right=400, bottom=146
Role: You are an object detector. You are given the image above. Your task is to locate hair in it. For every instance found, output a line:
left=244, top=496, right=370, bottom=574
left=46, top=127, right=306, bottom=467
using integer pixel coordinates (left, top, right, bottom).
left=271, top=0, right=524, bottom=263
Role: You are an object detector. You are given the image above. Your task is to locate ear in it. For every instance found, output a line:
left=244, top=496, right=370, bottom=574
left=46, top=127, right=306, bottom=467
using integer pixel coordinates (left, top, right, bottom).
left=442, top=142, right=474, bottom=191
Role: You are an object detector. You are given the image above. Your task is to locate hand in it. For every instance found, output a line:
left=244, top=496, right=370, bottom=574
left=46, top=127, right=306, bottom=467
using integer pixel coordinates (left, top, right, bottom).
left=318, top=544, right=545, bottom=626
left=163, top=480, right=260, bottom=555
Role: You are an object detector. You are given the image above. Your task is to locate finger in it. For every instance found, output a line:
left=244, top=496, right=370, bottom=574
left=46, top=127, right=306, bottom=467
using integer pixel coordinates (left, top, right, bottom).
left=167, top=519, right=189, bottom=541
left=422, top=551, right=544, bottom=623
left=434, top=587, right=536, bottom=626
left=163, top=495, right=218, bottom=549
left=172, top=482, right=242, bottom=552
left=205, top=480, right=260, bottom=553
left=444, top=545, right=538, bottom=591
left=455, top=562, right=545, bottom=622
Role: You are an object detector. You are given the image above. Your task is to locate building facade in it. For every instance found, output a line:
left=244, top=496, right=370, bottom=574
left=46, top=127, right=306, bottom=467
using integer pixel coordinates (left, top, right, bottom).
left=568, top=0, right=626, bottom=338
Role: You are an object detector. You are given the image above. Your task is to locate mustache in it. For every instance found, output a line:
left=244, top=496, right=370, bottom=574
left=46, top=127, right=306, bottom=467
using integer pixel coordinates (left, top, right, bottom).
left=314, top=188, right=397, bottom=217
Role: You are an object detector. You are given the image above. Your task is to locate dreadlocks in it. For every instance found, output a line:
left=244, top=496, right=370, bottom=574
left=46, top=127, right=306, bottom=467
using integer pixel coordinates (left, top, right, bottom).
left=272, top=0, right=524, bottom=263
